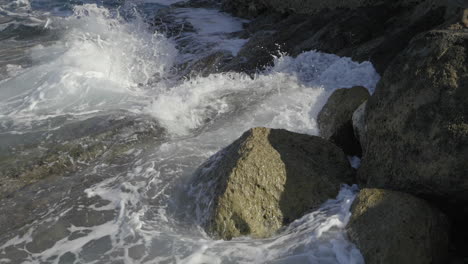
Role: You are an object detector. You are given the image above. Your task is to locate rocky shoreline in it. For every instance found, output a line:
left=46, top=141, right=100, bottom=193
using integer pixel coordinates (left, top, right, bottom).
left=0, top=0, right=466, bottom=262
left=171, top=0, right=467, bottom=262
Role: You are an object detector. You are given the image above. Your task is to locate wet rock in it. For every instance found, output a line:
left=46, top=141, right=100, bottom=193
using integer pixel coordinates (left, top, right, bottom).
left=152, top=8, right=196, bottom=38
left=184, top=50, right=234, bottom=77
left=189, top=127, right=354, bottom=239
left=222, top=0, right=426, bottom=18
left=0, top=111, right=165, bottom=199
left=359, top=29, right=468, bottom=204
left=172, top=0, right=221, bottom=8
left=220, top=31, right=277, bottom=74
left=347, top=188, right=449, bottom=264
left=318, top=86, right=370, bottom=157
left=358, top=28, right=468, bottom=260
left=220, top=1, right=449, bottom=75
left=352, top=101, right=368, bottom=155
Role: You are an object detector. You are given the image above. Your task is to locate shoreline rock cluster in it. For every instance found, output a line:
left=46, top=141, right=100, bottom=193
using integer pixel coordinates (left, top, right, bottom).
left=180, top=0, right=467, bottom=263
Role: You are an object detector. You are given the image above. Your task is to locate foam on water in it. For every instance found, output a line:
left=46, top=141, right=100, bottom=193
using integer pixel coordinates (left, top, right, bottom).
left=0, top=4, right=177, bottom=121
left=0, top=1, right=381, bottom=263
left=149, top=51, right=379, bottom=136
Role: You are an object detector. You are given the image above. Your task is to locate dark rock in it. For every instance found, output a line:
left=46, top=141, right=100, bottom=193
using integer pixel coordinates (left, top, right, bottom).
left=152, top=8, right=196, bottom=38
left=172, top=0, right=221, bottom=8
left=347, top=188, right=449, bottom=264
left=318, top=86, right=370, bottom=156
left=220, top=31, right=278, bottom=74
left=0, top=112, right=165, bottom=199
left=220, top=1, right=450, bottom=75
left=184, top=50, right=234, bottom=77
left=359, top=29, right=468, bottom=204
left=189, top=127, right=354, bottom=239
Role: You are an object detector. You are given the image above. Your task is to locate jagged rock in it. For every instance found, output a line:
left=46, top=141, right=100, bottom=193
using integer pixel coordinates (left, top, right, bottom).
left=352, top=101, right=367, bottom=155
left=0, top=112, right=165, bottom=199
left=220, top=0, right=450, bottom=75
left=347, top=188, right=449, bottom=264
left=189, top=127, right=354, bottom=239
left=318, top=86, right=370, bottom=157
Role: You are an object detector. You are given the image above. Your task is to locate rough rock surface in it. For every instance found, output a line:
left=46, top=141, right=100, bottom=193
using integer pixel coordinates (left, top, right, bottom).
left=189, top=127, right=354, bottom=239
left=359, top=29, right=468, bottom=203
left=220, top=1, right=455, bottom=75
left=318, top=86, right=370, bottom=156
left=347, top=188, right=449, bottom=264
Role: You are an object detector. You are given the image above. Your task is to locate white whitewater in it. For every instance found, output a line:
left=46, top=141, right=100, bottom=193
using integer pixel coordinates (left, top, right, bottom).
left=0, top=1, right=379, bottom=263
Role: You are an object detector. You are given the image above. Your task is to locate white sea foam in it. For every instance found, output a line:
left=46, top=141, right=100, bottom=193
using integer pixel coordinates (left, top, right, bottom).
left=0, top=4, right=177, bottom=119
left=149, top=51, right=379, bottom=137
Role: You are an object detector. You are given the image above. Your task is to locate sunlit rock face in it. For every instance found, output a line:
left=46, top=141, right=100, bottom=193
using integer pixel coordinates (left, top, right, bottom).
left=189, top=127, right=355, bottom=239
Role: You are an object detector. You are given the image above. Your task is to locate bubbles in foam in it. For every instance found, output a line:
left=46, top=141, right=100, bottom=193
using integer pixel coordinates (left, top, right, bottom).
left=0, top=4, right=178, bottom=118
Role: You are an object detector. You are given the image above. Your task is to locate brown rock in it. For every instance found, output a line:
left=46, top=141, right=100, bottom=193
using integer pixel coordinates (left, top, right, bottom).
left=189, top=127, right=354, bottom=239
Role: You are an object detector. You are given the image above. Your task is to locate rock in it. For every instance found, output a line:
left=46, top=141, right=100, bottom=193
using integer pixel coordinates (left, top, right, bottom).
left=189, top=127, right=354, bottom=239
left=318, top=86, right=370, bottom=157
left=152, top=8, right=196, bottom=38
left=347, top=188, right=449, bottom=264
left=172, top=0, right=221, bottom=8
left=184, top=50, right=234, bottom=77
left=359, top=29, right=468, bottom=203
left=352, top=101, right=368, bottom=155
left=221, top=0, right=422, bottom=18
left=220, top=31, right=278, bottom=74
left=220, top=0, right=449, bottom=75
left=0, top=111, right=165, bottom=199
left=358, top=28, right=468, bottom=259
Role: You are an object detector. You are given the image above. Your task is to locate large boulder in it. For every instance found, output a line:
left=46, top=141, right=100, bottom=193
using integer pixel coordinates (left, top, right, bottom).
left=318, top=86, right=370, bottom=157
left=359, top=29, right=468, bottom=203
left=189, top=127, right=354, bottom=239
left=347, top=188, right=449, bottom=264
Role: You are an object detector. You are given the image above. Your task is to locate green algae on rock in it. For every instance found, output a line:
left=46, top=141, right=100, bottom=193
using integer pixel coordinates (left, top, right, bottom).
left=189, top=127, right=355, bottom=240
left=347, top=188, right=449, bottom=264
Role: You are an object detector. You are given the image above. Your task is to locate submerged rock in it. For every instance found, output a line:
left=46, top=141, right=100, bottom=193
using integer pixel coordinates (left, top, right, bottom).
left=220, top=0, right=450, bottom=75
left=347, top=188, right=449, bottom=264
left=189, top=127, right=354, bottom=239
left=184, top=50, right=234, bottom=77
left=318, top=86, right=370, bottom=157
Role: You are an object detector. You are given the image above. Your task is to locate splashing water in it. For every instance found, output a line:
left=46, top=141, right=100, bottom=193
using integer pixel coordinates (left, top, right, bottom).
left=0, top=1, right=380, bottom=263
